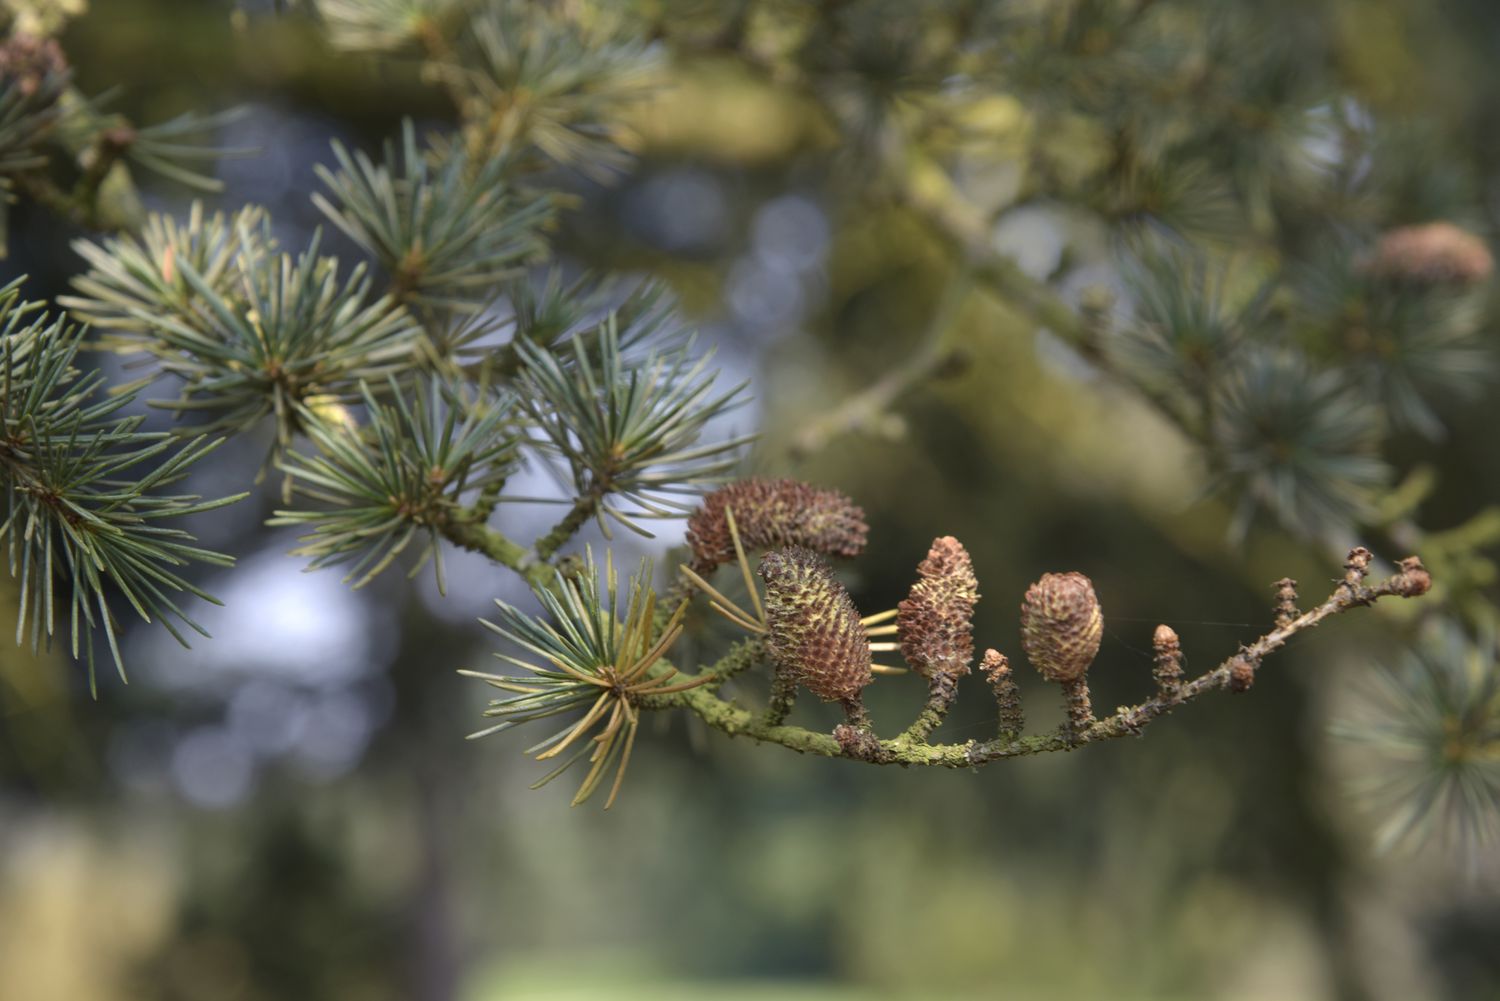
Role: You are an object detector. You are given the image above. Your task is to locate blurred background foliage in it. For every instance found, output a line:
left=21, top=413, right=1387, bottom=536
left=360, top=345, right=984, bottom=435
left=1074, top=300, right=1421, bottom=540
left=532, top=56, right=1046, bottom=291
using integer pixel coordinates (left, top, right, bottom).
left=1, top=0, right=1499, bottom=999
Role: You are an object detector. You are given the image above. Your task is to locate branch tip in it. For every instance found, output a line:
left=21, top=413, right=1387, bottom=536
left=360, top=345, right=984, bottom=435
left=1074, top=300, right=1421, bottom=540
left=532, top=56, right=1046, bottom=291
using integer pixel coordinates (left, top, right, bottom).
left=1272, top=577, right=1300, bottom=628
left=1152, top=624, right=1183, bottom=698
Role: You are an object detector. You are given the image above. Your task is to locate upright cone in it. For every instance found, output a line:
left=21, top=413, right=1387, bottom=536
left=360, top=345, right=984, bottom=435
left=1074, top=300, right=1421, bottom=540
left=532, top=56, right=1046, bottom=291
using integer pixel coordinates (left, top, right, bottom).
left=1020, top=572, right=1103, bottom=684
left=759, top=547, right=872, bottom=704
left=898, top=536, right=979, bottom=679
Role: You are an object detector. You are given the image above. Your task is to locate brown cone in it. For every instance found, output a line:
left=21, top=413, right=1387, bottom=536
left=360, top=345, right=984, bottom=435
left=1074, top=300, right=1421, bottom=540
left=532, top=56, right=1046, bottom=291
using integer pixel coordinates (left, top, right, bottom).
left=759, top=547, right=872, bottom=704
left=687, top=478, right=867, bottom=574
left=897, top=536, right=978, bottom=679
left=1020, top=572, right=1103, bottom=684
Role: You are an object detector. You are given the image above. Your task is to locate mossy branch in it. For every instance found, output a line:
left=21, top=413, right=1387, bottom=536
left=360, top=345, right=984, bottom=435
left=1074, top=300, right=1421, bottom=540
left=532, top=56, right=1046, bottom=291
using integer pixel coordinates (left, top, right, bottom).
left=642, top=549, right=1432, bottom=767
left=533, top=491, right=601, bottom=562
left=439, top=506, right=559, bottom=593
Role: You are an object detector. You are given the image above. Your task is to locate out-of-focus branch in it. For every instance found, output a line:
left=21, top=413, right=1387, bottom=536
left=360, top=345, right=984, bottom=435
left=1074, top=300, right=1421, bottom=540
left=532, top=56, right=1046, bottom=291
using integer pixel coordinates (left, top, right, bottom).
left=789, top=270, right=972, bottom=459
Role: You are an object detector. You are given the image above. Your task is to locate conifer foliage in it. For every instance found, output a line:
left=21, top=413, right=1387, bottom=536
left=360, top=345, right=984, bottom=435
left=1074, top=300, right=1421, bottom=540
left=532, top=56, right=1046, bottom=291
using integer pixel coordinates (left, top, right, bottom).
left=0, top=0, right=1494, bottom=855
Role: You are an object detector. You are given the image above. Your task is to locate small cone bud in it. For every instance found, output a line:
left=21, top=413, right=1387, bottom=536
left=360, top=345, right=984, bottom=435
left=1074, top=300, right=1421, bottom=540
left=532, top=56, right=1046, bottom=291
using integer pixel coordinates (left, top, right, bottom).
left=897, top=536, right=978, bottom=679
left=1392, top=556, right=1432, bottom=597
left=687, top=478, right=868, bottom=574
left=1273, top=578, right=1299, bottom=628
left=759, top=547, right=872, bottom=704
left=1152, top=624, right=1183, bottom=698
left=1228, top=655, right=1256, bottom=693
left=1020, top=572, right=1103, bottom=684
left=1344, top=547, right=1373, bottom=586
left=981, top=649, right=1024, bottom=738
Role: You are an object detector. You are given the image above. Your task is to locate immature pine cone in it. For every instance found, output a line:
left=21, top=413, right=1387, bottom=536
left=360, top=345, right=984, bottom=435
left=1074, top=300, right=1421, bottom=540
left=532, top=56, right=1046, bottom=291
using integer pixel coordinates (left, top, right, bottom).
left=759, top=547, right=872, bottom=704
left=1020, top=572, right=1103, bottom=684
left=897, top=536, right=978, bottom=679
left=687, top=478, right=868, bottom=574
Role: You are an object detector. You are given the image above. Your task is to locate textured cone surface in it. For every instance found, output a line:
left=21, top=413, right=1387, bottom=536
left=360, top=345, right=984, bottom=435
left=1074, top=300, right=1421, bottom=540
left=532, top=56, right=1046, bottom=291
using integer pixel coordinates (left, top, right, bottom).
left=759, top=547, right=872, bottom=703
left=898, top=536, right=978, bottom=679
left=687, top=478, right=868, bottom=573
left=1020, top=572, right=1103, bottom=683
